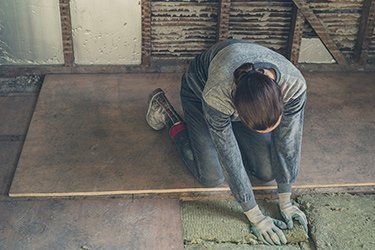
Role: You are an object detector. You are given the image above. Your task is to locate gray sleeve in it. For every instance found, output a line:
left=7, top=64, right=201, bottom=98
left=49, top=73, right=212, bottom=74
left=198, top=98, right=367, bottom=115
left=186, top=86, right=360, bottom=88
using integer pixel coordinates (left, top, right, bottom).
left=271, top=91, right=307, bottom=193
left=202, top=100, right=257, bottom=211
left=278, top=67, right=307, bottom=103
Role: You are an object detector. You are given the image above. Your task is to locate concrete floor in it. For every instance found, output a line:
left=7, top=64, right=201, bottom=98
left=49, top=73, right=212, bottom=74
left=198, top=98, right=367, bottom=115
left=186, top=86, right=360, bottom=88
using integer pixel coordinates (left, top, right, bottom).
left=0, top=72, right=374, bottom=249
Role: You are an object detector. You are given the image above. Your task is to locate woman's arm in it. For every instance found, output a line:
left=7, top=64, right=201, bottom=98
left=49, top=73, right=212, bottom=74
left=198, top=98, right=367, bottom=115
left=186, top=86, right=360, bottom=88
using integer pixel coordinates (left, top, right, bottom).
left=202, top=100, right=257, bottom=211
left=271, top=91, right=307, bottom=193
left=271, top=91, right=309, bottom=233
left=203, top=100, right=289, bottom=245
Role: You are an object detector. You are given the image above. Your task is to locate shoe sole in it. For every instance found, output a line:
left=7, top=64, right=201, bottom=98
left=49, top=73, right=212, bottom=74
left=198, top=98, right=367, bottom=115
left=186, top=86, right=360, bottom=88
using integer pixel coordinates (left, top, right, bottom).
left=146, top=88, right=166, bottom=130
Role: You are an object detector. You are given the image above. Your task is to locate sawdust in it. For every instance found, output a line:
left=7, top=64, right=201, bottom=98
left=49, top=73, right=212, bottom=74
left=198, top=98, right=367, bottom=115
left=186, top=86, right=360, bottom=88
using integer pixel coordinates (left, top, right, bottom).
left=298, top=193, right=375, bottom=250
left=182, top=199, right=308, bottom=248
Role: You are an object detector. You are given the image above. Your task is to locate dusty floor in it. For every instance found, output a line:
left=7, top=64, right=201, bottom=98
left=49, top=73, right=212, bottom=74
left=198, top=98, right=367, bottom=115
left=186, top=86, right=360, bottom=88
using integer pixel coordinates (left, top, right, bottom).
left=0, top=74, right=374, bottom=249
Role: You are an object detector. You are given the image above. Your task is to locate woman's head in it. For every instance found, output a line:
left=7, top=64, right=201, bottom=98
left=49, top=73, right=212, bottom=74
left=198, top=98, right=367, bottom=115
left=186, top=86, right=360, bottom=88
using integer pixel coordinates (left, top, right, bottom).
left=232, top=63, right=283, bottom=132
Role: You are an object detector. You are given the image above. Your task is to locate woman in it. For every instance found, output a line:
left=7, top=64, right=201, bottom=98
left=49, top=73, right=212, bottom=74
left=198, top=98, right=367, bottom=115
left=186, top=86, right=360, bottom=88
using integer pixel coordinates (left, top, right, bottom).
left=146, top=39, right=308, bottom=245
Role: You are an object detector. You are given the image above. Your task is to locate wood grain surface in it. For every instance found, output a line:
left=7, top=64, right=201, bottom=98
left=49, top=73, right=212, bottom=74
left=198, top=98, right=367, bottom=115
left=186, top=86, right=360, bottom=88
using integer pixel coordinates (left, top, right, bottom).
left=9, top=72, right=375, bottom=197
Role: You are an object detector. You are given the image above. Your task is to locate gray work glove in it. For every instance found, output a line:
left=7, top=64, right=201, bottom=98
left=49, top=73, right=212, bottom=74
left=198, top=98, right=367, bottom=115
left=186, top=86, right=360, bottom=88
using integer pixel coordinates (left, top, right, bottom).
left=278, top=192, right=308, bottom=232
left=244, top=205, right=287, bottom=245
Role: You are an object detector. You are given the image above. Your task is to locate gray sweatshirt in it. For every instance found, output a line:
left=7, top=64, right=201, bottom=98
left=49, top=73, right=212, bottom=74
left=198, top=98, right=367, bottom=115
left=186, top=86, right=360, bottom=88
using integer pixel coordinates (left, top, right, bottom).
left=186, top=39, right=307, bottom=211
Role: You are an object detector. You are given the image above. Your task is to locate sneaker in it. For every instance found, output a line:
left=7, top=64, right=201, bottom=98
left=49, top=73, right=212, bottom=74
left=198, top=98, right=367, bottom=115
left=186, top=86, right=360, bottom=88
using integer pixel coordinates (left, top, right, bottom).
left=146, top=88, right=182, bottom=130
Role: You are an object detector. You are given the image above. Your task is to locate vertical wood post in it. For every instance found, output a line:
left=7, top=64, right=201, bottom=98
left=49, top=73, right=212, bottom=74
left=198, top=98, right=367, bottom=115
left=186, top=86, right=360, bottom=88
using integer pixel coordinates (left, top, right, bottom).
left=59, top=0, right=74, bottom=67
left=287, top=4, right=305, bottom=65
left=217, top=0, right=231, bottom=41
left=141, top=0, right=152, bottom=66
left=354, top=0, right=375, bottom=64
left=292, top=0, right=347, bottom=65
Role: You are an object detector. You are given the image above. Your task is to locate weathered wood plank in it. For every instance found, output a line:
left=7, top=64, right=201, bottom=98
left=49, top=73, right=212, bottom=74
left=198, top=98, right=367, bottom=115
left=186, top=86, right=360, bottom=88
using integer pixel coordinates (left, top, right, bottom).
left=288, top=5, right=305, bottom=64
left=217, top=0, right=231, bottom=41
left=229, top=0, right=293, bottom=55
left=58, top=0, right=74, bottom=67
left=151, top=0, right=218, bottom=59
left=354, top=0, right=375, bottom=64
left=142, top=0, right=152, bottom=66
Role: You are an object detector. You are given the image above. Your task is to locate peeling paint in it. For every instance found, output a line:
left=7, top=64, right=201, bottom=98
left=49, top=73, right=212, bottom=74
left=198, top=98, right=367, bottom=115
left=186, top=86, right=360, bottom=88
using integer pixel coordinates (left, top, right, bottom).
left=151, top=0, right=219, bottom=59
left=0, top=0, right=64, bottom=65
left=228, top=1, right=293, bottom=56
left=0, top=0, right=372, bottom=66
left=70, top=0, right=141, bottom=65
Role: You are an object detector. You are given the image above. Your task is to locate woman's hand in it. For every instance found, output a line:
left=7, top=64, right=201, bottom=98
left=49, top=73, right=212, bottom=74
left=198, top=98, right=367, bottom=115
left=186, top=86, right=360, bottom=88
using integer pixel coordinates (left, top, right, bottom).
left=279, top=193, right=308, bottom=232
left=245, top=205, right=287, bottom=245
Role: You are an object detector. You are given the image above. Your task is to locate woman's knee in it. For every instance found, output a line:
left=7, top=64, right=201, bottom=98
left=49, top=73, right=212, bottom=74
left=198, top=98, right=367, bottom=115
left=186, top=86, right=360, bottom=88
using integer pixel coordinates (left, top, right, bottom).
left=253, top=167, right=274, bottom=182
left=196, top=158, right=225, bottom=187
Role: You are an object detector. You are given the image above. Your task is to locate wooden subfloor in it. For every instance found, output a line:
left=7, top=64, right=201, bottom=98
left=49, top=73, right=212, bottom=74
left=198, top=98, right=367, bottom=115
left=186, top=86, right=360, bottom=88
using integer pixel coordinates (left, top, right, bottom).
left=9, top=72, right=375, bottom=197
left=0, top=197, right=183, bottom=249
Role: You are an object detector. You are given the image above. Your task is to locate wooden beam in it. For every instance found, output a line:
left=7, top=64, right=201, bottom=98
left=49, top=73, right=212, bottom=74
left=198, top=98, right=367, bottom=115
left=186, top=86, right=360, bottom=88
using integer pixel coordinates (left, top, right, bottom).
left=0, top=60, right=189, bottom=77
left=2, top=61, right=375, bottom=78
left=141, top=0, right=152, bottom=66
left=287, top=5, right=305, bottom=65
left=217, top=0, right=231, bottom=41
left=354, top=0, right=375, bottom=64
left=292, top=0, right=348, bottom=65
left=58, top=0, right=74, bottom=67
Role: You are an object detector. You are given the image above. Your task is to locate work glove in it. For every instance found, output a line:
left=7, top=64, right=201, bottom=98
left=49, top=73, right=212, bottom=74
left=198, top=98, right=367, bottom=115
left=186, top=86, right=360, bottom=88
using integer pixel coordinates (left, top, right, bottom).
left=278, top=192, right=308, bottom=232
left=244, top=205, right=287, bottom=245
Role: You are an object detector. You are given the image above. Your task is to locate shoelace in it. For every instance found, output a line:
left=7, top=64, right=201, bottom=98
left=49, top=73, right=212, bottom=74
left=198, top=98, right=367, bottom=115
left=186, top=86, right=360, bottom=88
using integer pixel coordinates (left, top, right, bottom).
left=154, top=94, right=180, bottom=124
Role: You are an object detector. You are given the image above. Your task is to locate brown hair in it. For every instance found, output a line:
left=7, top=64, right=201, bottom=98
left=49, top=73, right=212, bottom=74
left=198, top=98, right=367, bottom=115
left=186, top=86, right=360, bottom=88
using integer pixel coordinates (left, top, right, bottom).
left=232, top=63, right=283, bottom=131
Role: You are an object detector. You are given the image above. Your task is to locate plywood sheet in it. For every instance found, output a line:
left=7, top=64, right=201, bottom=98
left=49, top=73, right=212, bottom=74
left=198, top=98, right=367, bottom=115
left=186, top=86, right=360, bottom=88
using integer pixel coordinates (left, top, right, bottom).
left=9, top=72, right=375, bottom=197
left=10, top=73, right=207, bottom=196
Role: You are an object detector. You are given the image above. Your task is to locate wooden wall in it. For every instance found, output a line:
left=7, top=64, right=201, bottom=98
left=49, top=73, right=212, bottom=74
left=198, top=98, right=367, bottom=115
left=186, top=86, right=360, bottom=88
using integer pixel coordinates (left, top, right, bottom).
left=0, top=0, right=374, bottom=76
left=151, top=0, right=219, bottom=60
left=148, top=0, right=374, bottom=65
left=302, top=0, right=365, bottom=61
